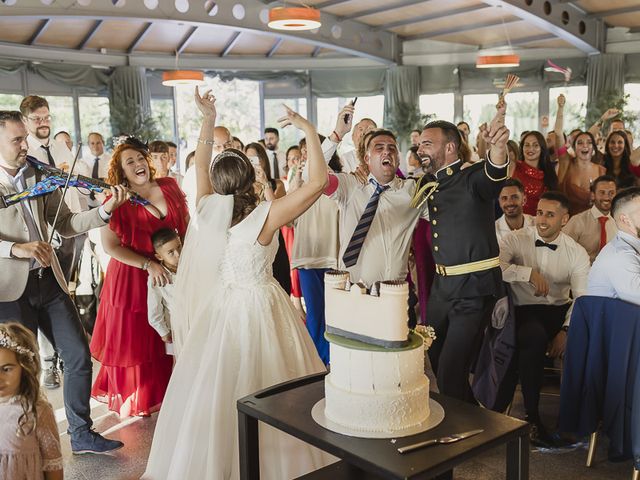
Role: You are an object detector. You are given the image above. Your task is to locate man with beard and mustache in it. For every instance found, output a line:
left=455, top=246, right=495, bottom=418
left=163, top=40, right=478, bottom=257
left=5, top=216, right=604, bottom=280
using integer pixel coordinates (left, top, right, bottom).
left=564, top=175, right=618, bottom=263
left=263, top=127, right=285, bottom=180
left=495, top=178, right=535, bottom=243
left=588, top=186, right=640, bottom=305
left=0, top=110, right=128, bottom=454
left=415, top=102, right=509, bottom=404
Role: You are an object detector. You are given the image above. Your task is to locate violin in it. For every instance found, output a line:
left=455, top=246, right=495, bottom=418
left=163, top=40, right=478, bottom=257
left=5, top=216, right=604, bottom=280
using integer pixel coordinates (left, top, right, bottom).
left=0, top=157, right=151, bottom=209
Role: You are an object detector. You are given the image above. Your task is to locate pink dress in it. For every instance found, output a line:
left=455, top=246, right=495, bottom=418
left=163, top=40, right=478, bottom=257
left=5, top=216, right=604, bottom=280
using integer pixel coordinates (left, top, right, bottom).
left=0, top=396, right=62, bottom=480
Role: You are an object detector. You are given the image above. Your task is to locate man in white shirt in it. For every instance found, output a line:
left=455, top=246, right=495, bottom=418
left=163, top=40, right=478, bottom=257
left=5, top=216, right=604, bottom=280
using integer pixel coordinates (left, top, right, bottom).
left=82, top=132, right=110, bottom=180
left=263, top=127, right=285, bottom=180
left=499, top=191, right=590, bottom=447
left=340, top=118, right=377, bottom=173
left=54, top=130, right=74, bottom=153
left=588, top=186, right=640, bottom=305
left=495, top=178, right=535, bottom=242
left=563, top=175, right=617, bottom=263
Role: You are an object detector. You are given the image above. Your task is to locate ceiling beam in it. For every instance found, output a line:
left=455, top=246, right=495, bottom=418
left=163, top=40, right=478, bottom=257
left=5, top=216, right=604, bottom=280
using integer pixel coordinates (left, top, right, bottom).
left=481, top=0, right=604, bottom=53
left=482, top=33, right=556, bottom=49
left=220, top=31, right=242, bottom=57
left=177, top=26, right=198, bottom=54
left=311, top=46, right=321, bottom=57
left=266, top=37, right=283, bottom=57
left=404, top=18, right=519, bottom=42
left=126, top=22, right=153, bottom=54
left=588, top=7, right=640, bottom=19
left=76, top=19, right=103, bottom=50
left=313, top=0, right=352, bottom=8
left=340, top=0, right=434, bottom=21
left=28, top=19, right=50, bottom=45
left=379, top=5, right=490, bottom=30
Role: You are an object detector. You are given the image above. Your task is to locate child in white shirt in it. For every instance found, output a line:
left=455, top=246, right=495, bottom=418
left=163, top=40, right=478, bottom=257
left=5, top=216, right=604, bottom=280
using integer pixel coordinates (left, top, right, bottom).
left=147, top=228, right=182, bottom=354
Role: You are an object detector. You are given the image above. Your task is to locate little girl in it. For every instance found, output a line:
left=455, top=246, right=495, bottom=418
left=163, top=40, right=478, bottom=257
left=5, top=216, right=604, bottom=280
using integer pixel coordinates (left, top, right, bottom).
left=0, top=323, right=63, bottom=480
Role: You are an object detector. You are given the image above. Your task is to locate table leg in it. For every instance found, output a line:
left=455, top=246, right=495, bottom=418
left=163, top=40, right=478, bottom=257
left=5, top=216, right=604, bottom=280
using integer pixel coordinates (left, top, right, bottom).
left=506, top=433, right=529, bottom=480
left=238, top=409, right=260, bottom=480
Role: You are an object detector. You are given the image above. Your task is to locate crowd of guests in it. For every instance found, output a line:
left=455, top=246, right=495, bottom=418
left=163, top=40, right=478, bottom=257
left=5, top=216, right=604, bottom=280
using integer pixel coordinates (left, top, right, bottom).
left=0, top=87, right=639, bottom=479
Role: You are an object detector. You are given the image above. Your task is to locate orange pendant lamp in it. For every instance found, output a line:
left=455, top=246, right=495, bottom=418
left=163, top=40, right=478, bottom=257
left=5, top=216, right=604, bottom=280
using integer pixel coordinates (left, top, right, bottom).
left=476, top=54, right=520, bottom=69
left=162, top=70, right=205, bottom=87
left=268, top=6, right=321, bottom=31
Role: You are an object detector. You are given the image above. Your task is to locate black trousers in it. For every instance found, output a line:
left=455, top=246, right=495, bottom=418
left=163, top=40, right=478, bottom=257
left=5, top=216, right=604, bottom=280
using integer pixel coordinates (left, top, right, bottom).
left=427, top=294, right=496, bottom=403
left=0, top=268, right=93, bottom=435
left=494, top=303, right=569, bottom=420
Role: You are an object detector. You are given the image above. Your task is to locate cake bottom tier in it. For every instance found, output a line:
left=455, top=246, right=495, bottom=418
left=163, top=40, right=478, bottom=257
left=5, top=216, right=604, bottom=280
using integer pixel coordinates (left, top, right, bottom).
left=324, top=375, right=430, bottom=433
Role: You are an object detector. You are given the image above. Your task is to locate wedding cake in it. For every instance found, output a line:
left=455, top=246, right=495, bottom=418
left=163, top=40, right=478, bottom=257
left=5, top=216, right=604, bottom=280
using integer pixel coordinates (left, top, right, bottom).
left=322, top=271, right=434, bottom=435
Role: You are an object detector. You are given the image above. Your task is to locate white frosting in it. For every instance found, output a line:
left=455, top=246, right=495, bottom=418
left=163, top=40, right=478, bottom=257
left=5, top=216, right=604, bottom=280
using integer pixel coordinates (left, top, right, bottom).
left=325, top=342, right=430, bottom=433
left=324, top=273, right=409, bottom=344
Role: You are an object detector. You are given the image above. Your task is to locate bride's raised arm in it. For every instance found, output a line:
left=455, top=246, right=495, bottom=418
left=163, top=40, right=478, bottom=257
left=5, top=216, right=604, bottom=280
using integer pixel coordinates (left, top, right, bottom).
left=257, top=106, right=327, bottom=245
left=193, top=86, right=217, bottom=207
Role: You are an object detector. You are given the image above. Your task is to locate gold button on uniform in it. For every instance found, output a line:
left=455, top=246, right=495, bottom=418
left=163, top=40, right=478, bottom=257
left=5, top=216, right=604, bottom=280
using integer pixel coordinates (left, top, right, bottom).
left=433, top=207, right=438, bottom=212
left=434, top=233, right=438, bottom=238
left=429, top=196, right=434, bottom=201
left=434, top=246, right=439, bottom=252
left=432, top=220, right=437, bottom=225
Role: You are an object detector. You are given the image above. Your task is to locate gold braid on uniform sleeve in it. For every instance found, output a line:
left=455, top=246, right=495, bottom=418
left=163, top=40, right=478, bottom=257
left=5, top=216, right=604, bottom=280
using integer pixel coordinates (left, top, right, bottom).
left=410, top=178, right=439, bottom=209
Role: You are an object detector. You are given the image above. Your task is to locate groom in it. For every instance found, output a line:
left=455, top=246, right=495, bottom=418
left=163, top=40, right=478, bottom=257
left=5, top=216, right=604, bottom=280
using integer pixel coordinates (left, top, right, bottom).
left=0, top=110, right=128, bottom=454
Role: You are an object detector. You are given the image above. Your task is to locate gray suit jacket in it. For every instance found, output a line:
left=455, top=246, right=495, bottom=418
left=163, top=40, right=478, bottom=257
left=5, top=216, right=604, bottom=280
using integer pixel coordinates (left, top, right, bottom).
left=0, top=159, right=108, bottom=302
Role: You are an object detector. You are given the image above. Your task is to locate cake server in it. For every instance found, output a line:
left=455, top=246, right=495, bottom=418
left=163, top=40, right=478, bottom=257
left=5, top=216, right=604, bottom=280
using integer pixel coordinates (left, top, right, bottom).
left=397, top=429, right=484, bottom=454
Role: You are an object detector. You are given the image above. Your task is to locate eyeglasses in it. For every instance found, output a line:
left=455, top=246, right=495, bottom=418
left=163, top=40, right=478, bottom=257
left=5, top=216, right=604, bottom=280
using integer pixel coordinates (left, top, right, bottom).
left=25, top=115, right=52, bottom=124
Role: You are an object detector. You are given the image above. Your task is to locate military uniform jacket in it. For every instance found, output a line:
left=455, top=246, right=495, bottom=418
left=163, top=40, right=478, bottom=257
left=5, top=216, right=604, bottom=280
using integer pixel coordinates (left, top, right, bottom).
left=416, top=158, right=507, bottom=300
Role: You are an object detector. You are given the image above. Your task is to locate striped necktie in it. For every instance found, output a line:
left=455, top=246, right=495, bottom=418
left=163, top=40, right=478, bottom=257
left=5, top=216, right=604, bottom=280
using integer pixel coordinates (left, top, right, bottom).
left=342, top=178, right=389, bottom=268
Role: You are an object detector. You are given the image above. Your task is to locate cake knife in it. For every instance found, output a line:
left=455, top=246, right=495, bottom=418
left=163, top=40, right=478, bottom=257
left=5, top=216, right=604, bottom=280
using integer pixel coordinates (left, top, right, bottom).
left=397, top=429, right=484, bottom=454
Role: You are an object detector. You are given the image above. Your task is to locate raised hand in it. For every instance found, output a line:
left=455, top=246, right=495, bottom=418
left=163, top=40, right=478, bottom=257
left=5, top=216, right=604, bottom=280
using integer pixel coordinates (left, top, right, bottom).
left=334, top=103, right=356, bottom=140
left=557, top=94, right=566, bottom=108
left=194, top=87, right=217, bottom=121
left=481, top=99, right=510, bottom=165
left=601, top=108, right=620, bottom=121
left=277, top=105, right=313, bottom=133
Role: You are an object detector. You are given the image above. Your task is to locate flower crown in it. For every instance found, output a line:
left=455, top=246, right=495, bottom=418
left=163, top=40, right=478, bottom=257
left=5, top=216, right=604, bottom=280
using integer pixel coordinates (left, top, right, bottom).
left=0, top=332, right=36, bottom=360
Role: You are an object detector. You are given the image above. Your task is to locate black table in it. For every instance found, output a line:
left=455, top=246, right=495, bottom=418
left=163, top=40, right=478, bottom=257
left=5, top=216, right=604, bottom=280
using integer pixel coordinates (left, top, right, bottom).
left=237, top=373, right=530, bottom=480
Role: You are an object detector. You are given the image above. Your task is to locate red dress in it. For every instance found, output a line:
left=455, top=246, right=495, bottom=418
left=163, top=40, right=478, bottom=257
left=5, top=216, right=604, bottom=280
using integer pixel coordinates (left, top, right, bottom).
left=512, top=160, right=545, bottom=216
left=90, top=178, right=189, bottom=416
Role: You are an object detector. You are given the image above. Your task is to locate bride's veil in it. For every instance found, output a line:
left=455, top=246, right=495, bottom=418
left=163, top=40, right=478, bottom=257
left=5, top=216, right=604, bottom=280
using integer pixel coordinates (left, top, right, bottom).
left=172, top=193, right=234, bottom=355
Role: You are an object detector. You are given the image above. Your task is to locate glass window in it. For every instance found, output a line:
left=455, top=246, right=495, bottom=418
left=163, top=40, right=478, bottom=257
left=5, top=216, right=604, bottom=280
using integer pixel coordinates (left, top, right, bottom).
left=0, top=93, right=22, bottom=111
left=264, top=98, right=307, bottom=151
left=505, top=91, right=539, bottom=140
left=175, top=76, right=260, bottom=165
left=549, top=86, right=588, bottom=133
left=462, top=94, right=498, bottom=145
left=419, top=93, right=454, bottom=123
left=151, top=98, right=176, bottom=142
left=46, top=96, right=77, bottom=144
left=316, top=95, right=384, bottom=154
left=79, top=96, right=111, bottom=145
left=624, top=83, right=640, bottom=143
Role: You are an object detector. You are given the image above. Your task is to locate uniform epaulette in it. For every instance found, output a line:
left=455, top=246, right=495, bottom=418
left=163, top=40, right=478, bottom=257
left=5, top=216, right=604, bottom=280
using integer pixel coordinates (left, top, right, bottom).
left=410, top=176, right=438, bottom=209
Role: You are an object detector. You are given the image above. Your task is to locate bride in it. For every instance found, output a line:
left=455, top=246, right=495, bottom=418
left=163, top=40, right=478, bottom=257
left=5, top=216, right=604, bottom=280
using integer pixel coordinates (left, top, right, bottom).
left=142, top=88, right=335, bottom=479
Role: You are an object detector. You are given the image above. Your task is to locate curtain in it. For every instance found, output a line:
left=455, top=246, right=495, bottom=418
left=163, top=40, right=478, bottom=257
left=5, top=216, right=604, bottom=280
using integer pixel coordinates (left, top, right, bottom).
left=383, top=66, right=420, bottom=148
left=586, top=53, right=625, bottom=122
left=108, top=66, right=152, bottom=137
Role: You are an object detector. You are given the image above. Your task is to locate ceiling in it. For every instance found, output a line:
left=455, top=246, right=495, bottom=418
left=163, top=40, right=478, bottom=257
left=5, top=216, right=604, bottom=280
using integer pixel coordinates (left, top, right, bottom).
left=0, top=0, right=639, bottom=70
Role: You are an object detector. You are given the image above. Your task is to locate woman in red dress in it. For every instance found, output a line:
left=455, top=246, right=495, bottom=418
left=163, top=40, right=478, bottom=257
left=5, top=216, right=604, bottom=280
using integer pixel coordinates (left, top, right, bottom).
left=513, top=131, right=558, bottom=215
left=90, top=138, right=189, bottom=417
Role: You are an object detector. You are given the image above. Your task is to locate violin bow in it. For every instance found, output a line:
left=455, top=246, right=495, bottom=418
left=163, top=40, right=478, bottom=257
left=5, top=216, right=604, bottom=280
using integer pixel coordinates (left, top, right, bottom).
left=38, top=143, right=83, bottom=277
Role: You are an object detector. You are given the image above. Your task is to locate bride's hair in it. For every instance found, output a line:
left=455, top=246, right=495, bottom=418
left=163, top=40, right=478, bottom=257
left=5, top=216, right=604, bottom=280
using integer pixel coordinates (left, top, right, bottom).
left=210, top=148, right=259, bottom=226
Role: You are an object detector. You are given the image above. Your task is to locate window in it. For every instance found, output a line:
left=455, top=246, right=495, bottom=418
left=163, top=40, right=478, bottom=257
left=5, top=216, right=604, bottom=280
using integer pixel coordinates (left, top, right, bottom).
left=263, top=98, right=307, bottom=150
left=462, top=94, right=498, bottom=145
left=46, top=96, right=77, bottom=145
left=79, top=96, right=111, bottom=145
left=151, top=98, right=176, bottom=142
left=316, top=95, right=384, bottom=154
left=175, top=76, right=260, bottom=163
left=0, top=93, right=22, bottom=111
left=505, top=91, right=539, bottom=140
left=624, top=83, right=640, bottom=142
left=549, top=86, right=588, bottom=133
left=419, top=93, right=454, bottom=123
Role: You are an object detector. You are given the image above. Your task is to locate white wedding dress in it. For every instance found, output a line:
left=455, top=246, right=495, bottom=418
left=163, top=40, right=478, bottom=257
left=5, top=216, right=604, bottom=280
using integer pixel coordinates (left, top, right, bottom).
left=143, top=196, right=334, bottom=480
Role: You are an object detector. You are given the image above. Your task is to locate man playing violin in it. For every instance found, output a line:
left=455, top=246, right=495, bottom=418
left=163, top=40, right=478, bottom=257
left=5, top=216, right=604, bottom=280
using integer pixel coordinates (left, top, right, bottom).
left=0, top=110, right=129, bottom=454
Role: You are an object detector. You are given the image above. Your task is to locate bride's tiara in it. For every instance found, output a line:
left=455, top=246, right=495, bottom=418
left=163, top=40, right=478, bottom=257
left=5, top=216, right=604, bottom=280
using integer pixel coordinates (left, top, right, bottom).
left=0, top=332, right=36, bottom=360
left=211, top=149, right=250, bottom=168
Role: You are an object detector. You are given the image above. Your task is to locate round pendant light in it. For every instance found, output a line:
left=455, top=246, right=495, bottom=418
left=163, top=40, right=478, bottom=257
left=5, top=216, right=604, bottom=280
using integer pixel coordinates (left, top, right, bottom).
left=162, top=70, right=205, bottom=87
left=268, top=7, right=321, bottom=31
left=476, top=54, right=520, bottom=69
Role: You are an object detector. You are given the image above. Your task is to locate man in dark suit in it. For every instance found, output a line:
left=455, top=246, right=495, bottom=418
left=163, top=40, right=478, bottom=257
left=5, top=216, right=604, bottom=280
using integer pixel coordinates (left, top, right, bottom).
left=416, top=102, right=509, bottom=403
left=0, top=110, right=128, bottom=454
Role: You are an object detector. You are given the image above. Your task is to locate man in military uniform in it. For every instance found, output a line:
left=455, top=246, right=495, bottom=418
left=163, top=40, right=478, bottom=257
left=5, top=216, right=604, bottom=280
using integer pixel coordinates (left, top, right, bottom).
left=415, top=103, right=509, bottom=403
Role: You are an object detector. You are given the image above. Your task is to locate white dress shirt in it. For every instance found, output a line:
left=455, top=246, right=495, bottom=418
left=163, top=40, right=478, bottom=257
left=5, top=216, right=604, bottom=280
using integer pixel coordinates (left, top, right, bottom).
left=78, top=151, right=110, bottom=180
left=563, top=205, right=617, bottom=263
left=147, top=271, right=175, bottom=339
left=339, top=149, right=359, bottom=173
left=495, top=214, right=535, bottom=243
left=499, top=227, right=591, bottom=325
left=587, top=231, right=640, bottom=305
left=182, top=165, right=197, bottom=216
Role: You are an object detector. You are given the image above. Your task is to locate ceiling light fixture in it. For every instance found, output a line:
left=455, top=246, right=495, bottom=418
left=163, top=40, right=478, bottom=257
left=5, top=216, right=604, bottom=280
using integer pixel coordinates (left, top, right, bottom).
left=268, top=6, right=321, bottom=31
left=476, top=54, right=520, bottom=69
left=162, top=70, right=205, bottom=87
